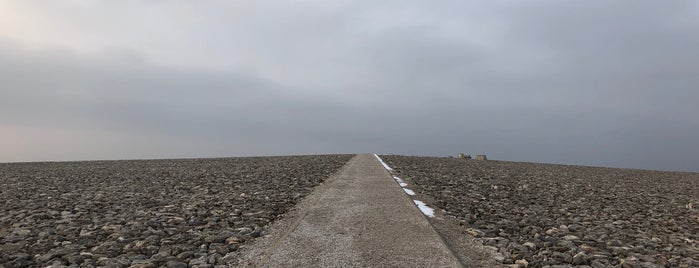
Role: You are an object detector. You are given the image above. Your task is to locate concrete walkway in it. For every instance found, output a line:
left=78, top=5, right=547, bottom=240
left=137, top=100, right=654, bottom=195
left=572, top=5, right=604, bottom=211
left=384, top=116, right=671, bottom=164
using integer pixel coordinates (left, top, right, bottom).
left=254, top=154, right=462, bottom=267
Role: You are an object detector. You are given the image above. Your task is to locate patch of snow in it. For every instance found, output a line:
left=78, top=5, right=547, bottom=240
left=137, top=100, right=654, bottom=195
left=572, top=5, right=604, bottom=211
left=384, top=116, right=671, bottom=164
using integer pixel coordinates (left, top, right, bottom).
left=413, top=200, right=435, bottom=217
left=393, top=177, right=410, bottom=189
left=403, top=188, right=416, bottom=196
left=373, top=154, right=394, bottom=171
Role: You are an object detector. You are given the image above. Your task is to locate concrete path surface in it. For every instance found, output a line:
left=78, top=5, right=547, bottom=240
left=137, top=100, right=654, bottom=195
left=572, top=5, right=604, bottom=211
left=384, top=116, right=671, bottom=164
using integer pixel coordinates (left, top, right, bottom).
left=248, top=154, right=462, bottom=267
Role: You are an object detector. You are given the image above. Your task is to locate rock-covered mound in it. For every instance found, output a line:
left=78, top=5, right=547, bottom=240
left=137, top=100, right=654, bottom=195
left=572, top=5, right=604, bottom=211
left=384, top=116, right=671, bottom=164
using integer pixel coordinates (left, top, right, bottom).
left=382, top=155, right=698, bottom=268
left=0, top=155, right=352, bottom=267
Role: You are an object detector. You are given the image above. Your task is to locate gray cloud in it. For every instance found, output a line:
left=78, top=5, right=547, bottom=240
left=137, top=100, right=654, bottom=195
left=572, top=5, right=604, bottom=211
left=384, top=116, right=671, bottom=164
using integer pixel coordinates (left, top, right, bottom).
left=1, top=1, right=698, bottom=171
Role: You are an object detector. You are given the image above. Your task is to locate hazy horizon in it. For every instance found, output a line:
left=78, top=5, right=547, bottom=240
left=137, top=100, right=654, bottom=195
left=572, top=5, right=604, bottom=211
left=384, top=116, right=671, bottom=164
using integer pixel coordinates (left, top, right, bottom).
left=2, top=1, right=698, bottom=172
left=2, top=152, right=698, bottom=174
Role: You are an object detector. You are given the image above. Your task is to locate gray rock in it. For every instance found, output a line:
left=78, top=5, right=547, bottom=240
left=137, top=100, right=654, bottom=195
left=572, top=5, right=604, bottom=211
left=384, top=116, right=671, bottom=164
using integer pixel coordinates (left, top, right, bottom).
left=149, top=250, right=171, bottom=262
left=91, top=241, right=121, bottom=257
left=514, top=259, right=529, bottom=267
left=127, top=254, right=149, bottom=261
left=0, top=241, right=27, bottom=253
left=589, top=260, right=606, bottom=268
left=166, top=260, right=188, bottom=268
left=207, top=253, right=222, bottom=264
left=63, top=253, right=84, bottom=265
left=97, top=257, right=131, bottom=267
left=493, top=252, right=505, bottom=262
left=522, top=242, right=537, bottom=250
left=176, top=251, right=195, bottom=260
left=551, top=252, right=572, bottom=263
left=220, top=252, right=237, bottom=264
left=189, top=256, right=209, bottom=266
left=465, top=228, right=486, bottom=237
left=144, top=235, right=161, bottom=244
left=129, top=259, right=156, bottom=268
left=38, top=246, right=77, bottom=264
left=37, top=251, right=60, bottom=263
left=572, top=252, right=588, bottom=265
left=509, top=242, right=529, bottom=253
left=208, top=243, right=228, bottom=255
left=563, top=235, right=579, bottom=241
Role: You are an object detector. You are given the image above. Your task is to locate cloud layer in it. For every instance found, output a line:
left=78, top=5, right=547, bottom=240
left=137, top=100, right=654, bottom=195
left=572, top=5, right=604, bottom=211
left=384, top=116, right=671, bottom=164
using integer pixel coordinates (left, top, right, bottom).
left=1, top=1, right=698, bottom=171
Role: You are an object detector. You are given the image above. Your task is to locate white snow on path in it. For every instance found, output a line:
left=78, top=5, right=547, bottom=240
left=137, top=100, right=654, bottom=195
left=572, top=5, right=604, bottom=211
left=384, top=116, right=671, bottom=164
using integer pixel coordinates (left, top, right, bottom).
left=402, top=188, right=416, bottom=196
left=390, top=171, right=409, bottom=187
left=413, top=200, right=435, bottom=218
left=373, top=154, right=394, bottom=171
left=374, top=153, right=436, bottom=218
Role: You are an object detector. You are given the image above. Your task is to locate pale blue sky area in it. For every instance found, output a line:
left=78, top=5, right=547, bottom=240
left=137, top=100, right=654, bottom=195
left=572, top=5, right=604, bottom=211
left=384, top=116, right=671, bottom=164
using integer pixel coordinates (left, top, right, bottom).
left=1, top=1, right=698, bottom=172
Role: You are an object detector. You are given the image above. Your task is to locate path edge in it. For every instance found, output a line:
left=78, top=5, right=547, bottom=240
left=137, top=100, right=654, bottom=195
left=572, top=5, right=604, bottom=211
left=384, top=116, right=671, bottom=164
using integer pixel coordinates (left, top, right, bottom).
left=374, top=154, right=465, bottom=268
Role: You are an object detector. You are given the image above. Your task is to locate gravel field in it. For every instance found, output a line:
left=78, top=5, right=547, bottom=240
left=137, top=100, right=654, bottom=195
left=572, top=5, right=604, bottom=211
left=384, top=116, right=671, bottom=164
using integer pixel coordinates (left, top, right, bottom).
left=0, top=155, right=352, bottom=268
left=382, top=155, right=698, bottom=268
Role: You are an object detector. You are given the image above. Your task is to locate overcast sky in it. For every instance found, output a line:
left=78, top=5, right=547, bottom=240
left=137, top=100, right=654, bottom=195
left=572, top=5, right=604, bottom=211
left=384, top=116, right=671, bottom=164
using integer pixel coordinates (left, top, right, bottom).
left=1, top=1, right=698, bottom=172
